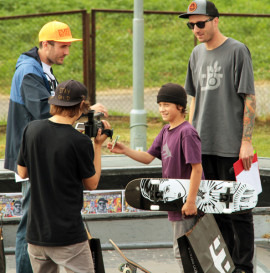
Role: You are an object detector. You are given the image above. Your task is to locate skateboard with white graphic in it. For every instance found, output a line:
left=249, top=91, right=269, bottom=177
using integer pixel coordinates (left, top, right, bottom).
left=125, top=178, right=258, bottom=214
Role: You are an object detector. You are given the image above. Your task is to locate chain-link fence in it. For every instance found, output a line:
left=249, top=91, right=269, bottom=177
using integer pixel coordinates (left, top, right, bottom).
left=0, top=10, right=88, bottom=120
left=92, top=10, right=270, bottom=118
left=0, top=10, right=270, bottom=120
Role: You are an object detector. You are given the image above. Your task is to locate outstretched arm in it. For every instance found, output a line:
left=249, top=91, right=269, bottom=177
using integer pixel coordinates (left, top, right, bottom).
left=239, top=94, right=256, bottom=170
left=107, top=141, right=155, bottom=164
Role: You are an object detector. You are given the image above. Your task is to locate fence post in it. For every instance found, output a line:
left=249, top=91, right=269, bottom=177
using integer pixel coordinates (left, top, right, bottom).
left=82, top=11, right=93, bottom=103
left=89, top=10, right=97, bottom=105
left=130, top=0, right=147, bottom=151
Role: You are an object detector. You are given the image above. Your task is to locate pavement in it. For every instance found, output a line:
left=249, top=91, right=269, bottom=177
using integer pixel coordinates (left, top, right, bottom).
left=4, top=242, right=270, bottom=273
left=2, top=156, right=270, bottom=273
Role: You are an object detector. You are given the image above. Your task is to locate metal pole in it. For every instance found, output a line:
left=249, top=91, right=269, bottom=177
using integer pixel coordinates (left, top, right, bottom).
left=130, top=0, right=147, bottom=151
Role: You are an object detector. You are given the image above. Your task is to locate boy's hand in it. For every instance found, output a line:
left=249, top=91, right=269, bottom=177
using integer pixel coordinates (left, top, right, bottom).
left=107, top=141, right=125, bottom=154
left=94, top=120, right=111, bottom=145
left=181, top=202, right=197, bottom=216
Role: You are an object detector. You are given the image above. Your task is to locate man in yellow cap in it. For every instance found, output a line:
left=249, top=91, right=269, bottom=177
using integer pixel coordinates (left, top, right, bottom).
left=38, top=21, right=82, bottom=66
left=4, top=21, right=108, bottom=273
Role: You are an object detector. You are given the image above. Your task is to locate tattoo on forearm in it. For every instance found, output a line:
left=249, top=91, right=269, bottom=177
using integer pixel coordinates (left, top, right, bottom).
left=242, top=94, right=256, bottom=142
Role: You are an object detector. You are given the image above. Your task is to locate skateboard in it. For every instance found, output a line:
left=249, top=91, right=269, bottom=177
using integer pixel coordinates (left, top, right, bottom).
left=109, top=239, right=151, bottom=273
left=125, top=178, right=258, bottom=214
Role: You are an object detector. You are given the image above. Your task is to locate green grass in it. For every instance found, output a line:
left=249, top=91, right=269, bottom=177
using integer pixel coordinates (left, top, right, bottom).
left=252, top=121, right=270, bottom=158
left=0, top=133, right=5, bottom=158
left=0, top=118, right=269, bottom=158
left=1, top=0, right=270, bottom=16
left=0, top=1, right=269, bottom=158
left=1, top=1, right=270, bottom=94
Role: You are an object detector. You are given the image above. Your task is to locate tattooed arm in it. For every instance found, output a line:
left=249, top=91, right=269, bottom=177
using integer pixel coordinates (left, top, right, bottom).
left=239, top=94, right=256, bottom=170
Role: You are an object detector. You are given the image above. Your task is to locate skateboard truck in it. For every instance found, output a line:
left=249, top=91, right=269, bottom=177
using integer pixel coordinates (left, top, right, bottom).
left=149, top=179, right=162, bottom=211
left=119, top=262, right=137, bottom=273
left=220, top=182, right=233, bottom=213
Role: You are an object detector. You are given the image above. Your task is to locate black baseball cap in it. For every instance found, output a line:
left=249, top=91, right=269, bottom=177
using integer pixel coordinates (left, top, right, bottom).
left=49, top=80, right=87, bottom=106
left=157, top=83, right=187, bottom=108
left=179, top=0, right=219, bottom=19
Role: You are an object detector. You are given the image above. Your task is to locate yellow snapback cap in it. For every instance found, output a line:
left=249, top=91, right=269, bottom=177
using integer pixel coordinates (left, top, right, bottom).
left=39, top=21, right=82, bottom=42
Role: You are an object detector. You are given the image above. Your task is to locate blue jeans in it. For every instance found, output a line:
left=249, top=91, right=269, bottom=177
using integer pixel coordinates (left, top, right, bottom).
left=15, top=181, right=33, bottom=273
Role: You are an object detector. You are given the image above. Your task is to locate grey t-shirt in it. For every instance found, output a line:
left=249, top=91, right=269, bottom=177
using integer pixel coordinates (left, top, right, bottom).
left=185, top=38, right=255, bottom=157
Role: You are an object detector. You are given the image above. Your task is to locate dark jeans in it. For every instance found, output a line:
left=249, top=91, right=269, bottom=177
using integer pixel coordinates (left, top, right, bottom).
left=16, top=181, right=33, bottom=273
left=202, top=155, right=254, bottom=273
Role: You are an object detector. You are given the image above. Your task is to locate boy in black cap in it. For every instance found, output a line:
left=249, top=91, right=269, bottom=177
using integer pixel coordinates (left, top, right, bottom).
left=17, top=80, right=110, bottom=273
left=108, top=83, right=203, bottom=272
left=180, top=1, right=256, bottom=272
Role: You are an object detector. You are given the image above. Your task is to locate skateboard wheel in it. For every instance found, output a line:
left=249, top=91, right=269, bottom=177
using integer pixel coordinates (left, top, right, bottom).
left=150, top=205, right=160, bottom=211
left=118, top=263, right=125, bottom=272
left=223, top=182, right=233, bottom=188
left=151, top=179, right=160, bottom=185
left=123, top=269, right=132, bottom=273
left=223, top=208, right=232, bottom=214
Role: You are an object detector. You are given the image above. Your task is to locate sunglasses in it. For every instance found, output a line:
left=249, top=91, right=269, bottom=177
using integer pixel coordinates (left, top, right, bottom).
left=187, top=18, right=214, bottom=30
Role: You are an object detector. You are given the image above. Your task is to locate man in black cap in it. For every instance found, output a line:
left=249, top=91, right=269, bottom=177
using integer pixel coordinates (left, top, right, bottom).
left=17, top=80, right=110, bottom=273
left=180, top=1, right=256, bottom=273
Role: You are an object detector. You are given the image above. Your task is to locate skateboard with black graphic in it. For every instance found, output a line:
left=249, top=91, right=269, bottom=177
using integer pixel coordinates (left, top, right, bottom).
left=109, top=239, right=151, bottom=273
left=125, top=178, right=258, bottom=214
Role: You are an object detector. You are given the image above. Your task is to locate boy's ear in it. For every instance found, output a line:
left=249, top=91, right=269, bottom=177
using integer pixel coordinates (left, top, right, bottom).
left=177, top=105, right=182, bottom=111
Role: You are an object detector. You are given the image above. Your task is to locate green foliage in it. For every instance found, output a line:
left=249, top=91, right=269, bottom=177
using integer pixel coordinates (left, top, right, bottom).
left=0, top=0, right=270, bottom=95
left=253, top=121, right=270, bottom=158
left=1, top=0, right=270, bottom=16
left=0, top=119, right=269, bottom=158
left=1, top=0, right=270, bottom=94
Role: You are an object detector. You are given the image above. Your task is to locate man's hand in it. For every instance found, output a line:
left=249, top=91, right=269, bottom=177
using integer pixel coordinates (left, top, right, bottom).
left=91, top=103, right=108, bottom=118
left=239, top=141, right=254, bottom=170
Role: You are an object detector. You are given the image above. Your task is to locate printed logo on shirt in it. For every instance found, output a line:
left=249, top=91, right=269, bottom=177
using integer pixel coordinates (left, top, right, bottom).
left=209, top=236, right=232, bottom=273
left=201, top=61, right=223, bottom=91
left=162, top=142, right=172, bottom=159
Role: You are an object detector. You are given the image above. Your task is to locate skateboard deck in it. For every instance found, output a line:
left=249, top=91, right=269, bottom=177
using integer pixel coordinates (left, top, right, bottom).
left=109, top=239, right=151, bottom=273
left=125, top=178, right=258, bottom=214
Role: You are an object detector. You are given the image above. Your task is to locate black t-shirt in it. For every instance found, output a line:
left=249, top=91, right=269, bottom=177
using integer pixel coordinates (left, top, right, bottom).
left=18, top=119, right=95, bottom=246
